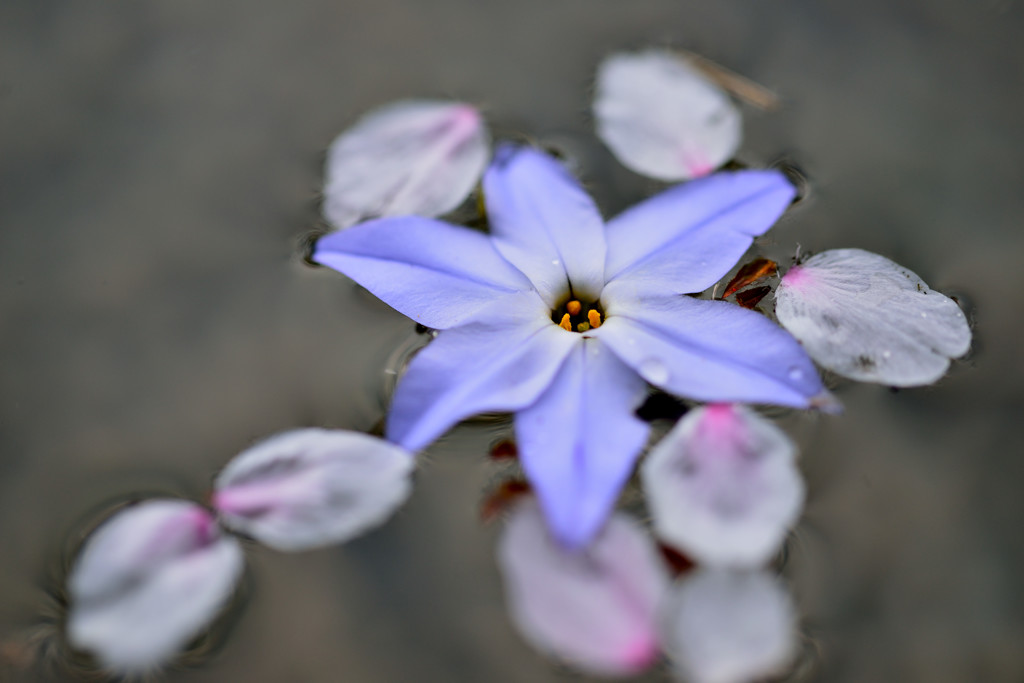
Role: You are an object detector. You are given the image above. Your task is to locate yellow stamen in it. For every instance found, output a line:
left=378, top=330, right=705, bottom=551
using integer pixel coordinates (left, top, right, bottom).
left=588, top=309, right=602, bottom=329
left=576, top=322, right=590, bottom=332
left=566, top=300, right=582, bottom=316
left=559, top=313, right=572, bottom=331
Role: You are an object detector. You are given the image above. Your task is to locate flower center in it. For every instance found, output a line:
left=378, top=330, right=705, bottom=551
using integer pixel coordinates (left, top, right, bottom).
left=552, top=299, right=603, bottom=333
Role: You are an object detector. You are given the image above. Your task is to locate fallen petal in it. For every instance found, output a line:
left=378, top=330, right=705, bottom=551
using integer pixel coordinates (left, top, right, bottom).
left=640, top=404, right=804, bottom=567
left=480, top=478, right=531, bottom=522
left=657, top=543, right=696, bottom=577
left=733, top=284, right=772, bottom=310
left=323, top=100, right=490, bottom=229
left=661, top=569, right=797, bottom=683
left=488, top=440, right=519, bottom=460
left=594, top=50, right=741, bottom=181
left=775, top=248, right=972, bottom=386
left=66, top=500, right=244, bottom=672
left=213, top=429, right=414, bottom=551
left=722, top=257, right=778, bottom=298
left=497, top=499, right=669, bottom=677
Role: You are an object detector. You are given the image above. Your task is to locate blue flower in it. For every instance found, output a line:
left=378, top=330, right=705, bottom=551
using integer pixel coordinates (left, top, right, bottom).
left=314, top=144, right=830, bottom=549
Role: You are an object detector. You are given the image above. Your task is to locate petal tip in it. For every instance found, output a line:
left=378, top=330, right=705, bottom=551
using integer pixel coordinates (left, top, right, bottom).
left=810, top=389, right=843, bottom=415
left=542, top=502, right=603, bottom=552
left=757, top=168, right=799, bottom=205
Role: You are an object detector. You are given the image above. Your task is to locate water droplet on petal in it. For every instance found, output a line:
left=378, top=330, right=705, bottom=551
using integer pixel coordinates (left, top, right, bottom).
left=787, top=367, right=804, bottom=382
left=640, top=359, right=670, bottom=385
left=775, top=248, right=971, bottom=386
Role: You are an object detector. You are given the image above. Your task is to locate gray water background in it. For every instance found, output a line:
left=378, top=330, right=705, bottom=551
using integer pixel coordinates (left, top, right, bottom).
left=1, top=0, right=1022, bottom=681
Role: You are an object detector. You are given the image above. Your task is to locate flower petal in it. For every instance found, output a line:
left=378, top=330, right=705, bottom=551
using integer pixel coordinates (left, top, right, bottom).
left=775, top=248, right=972, bottom=386
left=661, top=569, right=797, bottom=683
left=323, top=100, right=490, bottom=229
left=595, top=295, right=832, bottom=409
left=67, top=500, right=244, bottom=672
left=386, top=295, right=578, bottom=451
left=594, top=50, right=741, bottom=181
left=603, top=171, right=795, bottom=294
left=314, top=215, right=532, bottom=329
left=483, top=145, right=607, bottom=306
left=641, top=405, right=804, bottom=567
left=497, top=499, right=669, bottom=676
left=213, top=429, right=413, bottom=552
left=515, top=338, right=649, bottom=549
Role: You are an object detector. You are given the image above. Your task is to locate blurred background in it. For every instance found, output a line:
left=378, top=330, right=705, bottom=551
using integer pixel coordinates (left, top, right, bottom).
left=1, top=0, right=1022, bottom=681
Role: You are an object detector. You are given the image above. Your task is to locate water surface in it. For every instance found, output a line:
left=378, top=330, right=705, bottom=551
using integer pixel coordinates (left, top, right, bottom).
left=1, top=0, right=1022, bottom=680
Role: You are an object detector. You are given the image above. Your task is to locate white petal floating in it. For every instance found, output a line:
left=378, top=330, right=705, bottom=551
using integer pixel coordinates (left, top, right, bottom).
left=594, top=50, right=742, bottom=181
left=496, top=499, right=669, bottom=677
left=661, top=569, right=797, bottom=683
left=775, top=248, right=972, bottom=386
left=322, top=100, right=490, bottom=229
left=641, top=404, right=803, bottom=567
left=66, top=500, right=244, bottom=673
left=213, top=428, right=414, bottom=552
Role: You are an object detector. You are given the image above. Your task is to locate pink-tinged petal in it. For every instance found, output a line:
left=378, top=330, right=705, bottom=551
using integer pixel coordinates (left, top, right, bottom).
left=212, top=429, right=413, bottom=552
left=641, top=405, right=803, bottom=567
left=595, top=295, right=835, bottom=410
left=661, top=569, right=797, bottom=683
left=515, top=338, right=649, bottom=549
left=386, top=294, right=578, bottom=451
left=314, top=216, right=533, bottom=329
left=66, top=500, right=244, bottom=673
left=497, top=499, right=669, bottom=676
left=323, top=100, right=490, bottom=229
left=603, top=171, right=795, bottom=295
left=594, top=50, right=741, bottom=181
left=483, top=145, right=607, bottom=306
left=775, top=248, right=972, bottom=386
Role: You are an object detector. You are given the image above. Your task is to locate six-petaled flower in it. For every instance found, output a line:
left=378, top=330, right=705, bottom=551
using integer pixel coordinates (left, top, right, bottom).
left=314, top=144, right=833, bottom=548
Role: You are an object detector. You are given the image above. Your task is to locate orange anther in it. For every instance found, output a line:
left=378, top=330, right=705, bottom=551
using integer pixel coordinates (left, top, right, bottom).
left=566, top=300, right=582, bottom=316
left=559, top=313, right=572, bottom=331
left=588, top=309, right=602, bottom=329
